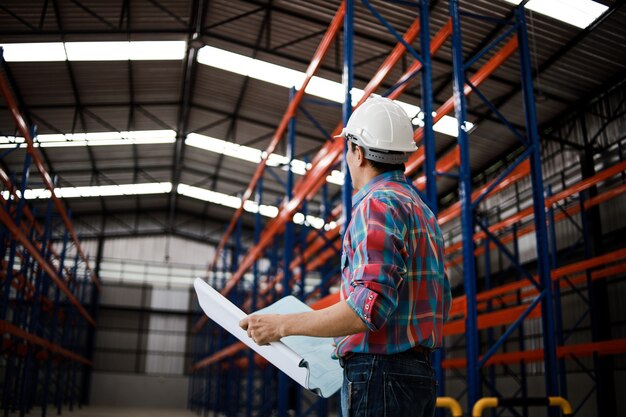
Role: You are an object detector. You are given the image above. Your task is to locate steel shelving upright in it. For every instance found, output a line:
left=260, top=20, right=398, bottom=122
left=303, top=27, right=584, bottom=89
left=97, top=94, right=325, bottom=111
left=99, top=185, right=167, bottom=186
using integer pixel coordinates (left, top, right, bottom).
left=0, top=49, right=100, bottom=417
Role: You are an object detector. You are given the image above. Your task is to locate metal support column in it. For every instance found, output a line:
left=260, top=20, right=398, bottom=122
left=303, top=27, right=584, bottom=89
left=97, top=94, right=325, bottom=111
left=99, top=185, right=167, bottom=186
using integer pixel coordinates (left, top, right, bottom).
left=515, top=7, right=559, bottom=410
left=449, top=0, right=481, bottom=409
left=342, top=0, right=354, bottom=232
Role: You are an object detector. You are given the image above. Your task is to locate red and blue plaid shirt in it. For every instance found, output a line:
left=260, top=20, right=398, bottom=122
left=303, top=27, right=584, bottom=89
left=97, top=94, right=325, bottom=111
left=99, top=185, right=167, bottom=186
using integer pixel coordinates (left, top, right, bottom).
left=335, top=170, right=451, bottom=357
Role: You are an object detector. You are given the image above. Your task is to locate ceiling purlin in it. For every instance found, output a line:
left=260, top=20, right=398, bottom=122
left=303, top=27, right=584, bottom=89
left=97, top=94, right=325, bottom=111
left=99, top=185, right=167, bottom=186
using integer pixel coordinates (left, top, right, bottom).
left=0, top=5, right=36, bottom=31
left=204, top=5, right=266, bottom=31
left=67, top=0, right=117, bottom=29
left=168, top=0, right=210, bottom=233
left=271, top=28, right=327, bottom=52
left=146, top=0, right=189, bottom=27
left=210, top=2, right=273, bottom=192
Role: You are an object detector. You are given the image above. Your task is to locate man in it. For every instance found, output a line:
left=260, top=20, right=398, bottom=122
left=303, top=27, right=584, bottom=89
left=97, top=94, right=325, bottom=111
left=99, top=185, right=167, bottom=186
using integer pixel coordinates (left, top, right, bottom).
left=240, top=96, right=451, bottom=417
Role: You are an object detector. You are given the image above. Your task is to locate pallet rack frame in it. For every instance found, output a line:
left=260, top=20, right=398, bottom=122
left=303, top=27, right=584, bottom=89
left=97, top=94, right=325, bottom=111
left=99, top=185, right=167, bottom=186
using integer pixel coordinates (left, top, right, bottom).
left=0, top=49, right=100, bottom=417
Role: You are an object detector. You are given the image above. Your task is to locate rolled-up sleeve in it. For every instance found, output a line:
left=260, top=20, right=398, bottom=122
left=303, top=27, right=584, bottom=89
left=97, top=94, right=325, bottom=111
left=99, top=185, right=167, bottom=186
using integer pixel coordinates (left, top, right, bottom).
left=345, top=198, right=407, bottom=331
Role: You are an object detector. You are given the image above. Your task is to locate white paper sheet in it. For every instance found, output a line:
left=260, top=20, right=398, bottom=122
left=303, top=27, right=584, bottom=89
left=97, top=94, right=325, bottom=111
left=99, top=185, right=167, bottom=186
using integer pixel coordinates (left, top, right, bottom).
left=193, top=278, right=308, bottom=388
left=257, top=296, right=343, bottom=397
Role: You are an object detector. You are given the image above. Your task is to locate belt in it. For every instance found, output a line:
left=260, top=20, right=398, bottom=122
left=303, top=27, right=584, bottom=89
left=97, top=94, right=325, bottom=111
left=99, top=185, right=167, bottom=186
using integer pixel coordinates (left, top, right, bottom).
left=339, top=345, right=433, bottom=367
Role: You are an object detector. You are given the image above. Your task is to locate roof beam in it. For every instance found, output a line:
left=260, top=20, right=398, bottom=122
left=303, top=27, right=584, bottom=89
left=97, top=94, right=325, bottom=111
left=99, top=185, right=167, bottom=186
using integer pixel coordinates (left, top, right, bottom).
left=168, top=0, right=209, bottom=232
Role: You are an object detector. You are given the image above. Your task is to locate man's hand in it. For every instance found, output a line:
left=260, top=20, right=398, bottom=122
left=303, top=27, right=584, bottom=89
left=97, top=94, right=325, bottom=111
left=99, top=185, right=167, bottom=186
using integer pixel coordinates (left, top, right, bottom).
left=239, top=314, right=284, bottom=345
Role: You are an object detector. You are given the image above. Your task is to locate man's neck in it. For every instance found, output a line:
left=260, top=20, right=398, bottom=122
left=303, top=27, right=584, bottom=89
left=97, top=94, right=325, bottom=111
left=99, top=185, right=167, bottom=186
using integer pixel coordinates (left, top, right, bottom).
left=354, top=166, right=382, bottom=190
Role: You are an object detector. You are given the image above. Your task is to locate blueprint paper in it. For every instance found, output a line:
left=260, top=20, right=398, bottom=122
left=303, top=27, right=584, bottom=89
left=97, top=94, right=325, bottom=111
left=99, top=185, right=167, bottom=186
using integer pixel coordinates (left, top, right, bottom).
left=193, top=278, right=341, bottom=398
left=193, top=279, right=308, bottom=388
left=257, top=296, right=342, bottom=398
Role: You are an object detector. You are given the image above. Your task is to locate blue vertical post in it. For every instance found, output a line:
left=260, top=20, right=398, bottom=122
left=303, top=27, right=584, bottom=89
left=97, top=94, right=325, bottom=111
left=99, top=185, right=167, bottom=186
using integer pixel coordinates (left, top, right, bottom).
left=342, top=0, right=354, bottom=233
left=548, top=186, right=567, bottom=399
left=278, top=86, right=297, bottom=417
left=247, top=177, right=263, bottom=417
left=513, top=224, right=528, bottom=417
left=232, top=220, right=243, bottom=416
left=449, top=0, right=480, bottom=409
left=41, top=227, right=69, bottom=417
left=299, top=158, right=309, bottom=301
left=419, top=0, right=445, bottom=402
left=484, top=218, right=496, bottom=417
left=515, top=7, right=559, bottom=408
left=420, top=0, right=436, bottom=212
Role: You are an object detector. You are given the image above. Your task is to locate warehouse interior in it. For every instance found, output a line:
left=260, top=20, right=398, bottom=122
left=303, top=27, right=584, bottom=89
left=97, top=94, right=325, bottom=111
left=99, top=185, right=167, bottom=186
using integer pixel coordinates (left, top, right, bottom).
left=0, top=0, right=625, bottom=416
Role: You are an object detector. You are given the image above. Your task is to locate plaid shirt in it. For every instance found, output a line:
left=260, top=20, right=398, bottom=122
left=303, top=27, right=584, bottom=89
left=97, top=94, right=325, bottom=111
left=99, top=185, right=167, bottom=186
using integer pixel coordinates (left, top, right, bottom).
left=335, top=171, right=451, bottom=357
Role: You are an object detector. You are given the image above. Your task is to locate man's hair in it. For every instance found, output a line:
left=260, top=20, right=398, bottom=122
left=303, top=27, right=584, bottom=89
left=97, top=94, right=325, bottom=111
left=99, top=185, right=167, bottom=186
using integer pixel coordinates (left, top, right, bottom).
left=350, top=141, right=405, bottom=173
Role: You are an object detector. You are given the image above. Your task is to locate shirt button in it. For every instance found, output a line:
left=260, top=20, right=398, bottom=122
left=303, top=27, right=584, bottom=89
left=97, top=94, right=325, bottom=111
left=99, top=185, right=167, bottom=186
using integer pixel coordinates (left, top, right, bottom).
left=365, top=305, right=369, bottom=310
left=368, top=295, right=374, bottom=300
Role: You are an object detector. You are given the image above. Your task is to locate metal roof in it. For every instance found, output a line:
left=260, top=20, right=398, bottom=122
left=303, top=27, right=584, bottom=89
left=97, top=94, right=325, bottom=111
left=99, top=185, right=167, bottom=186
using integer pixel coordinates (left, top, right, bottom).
left=1, top=0, right=625, bottom=245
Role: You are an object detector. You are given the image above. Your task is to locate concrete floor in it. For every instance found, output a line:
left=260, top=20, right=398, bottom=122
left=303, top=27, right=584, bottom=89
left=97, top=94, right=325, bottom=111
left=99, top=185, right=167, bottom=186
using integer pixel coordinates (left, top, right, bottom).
left=11, top=407, right=198, bottom=417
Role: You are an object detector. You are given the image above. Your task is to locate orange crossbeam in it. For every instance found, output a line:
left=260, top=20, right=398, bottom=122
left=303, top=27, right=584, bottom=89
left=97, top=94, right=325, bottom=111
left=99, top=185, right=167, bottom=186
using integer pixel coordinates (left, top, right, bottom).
left=442, top=338, right=626, bottom=369
left=0, top=320, right=91, bottom=365
left=0, top=206, right=96, bottom=326
left=443, top=303, right=542, bottom=336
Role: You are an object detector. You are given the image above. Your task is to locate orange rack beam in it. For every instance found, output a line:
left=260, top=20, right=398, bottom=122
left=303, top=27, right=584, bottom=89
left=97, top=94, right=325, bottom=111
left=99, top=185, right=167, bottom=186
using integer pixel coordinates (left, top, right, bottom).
left=442, top=338, right=626, bottom=369
left=0, top=206, right=96, bottom=326
left=0, top=320, right=91, bottom=366
left=0, top=67, right=99, bottom=291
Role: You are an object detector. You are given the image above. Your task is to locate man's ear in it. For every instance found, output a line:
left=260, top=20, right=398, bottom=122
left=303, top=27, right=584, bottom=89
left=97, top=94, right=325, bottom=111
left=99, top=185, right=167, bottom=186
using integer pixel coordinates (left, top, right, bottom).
left=355, top=145, right=364, bottom=166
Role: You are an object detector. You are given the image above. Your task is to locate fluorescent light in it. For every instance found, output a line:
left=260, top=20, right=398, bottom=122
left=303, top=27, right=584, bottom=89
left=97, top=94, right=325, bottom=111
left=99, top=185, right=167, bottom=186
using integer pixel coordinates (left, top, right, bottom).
left=177, top=184, right=242, bottom=209
left=177, top=184, right=332, bottom=229
left=185, top=133, right=344, bottom=185
left=0, top=42, right=66, bottom=61
left=504, top=0, right=608, bottom=29
left=65, top=41, right=186, bottom=61
left=433, top=115, right=474, bottom=137
left=2, top=182, right=172, bottom=201
left=0, top=130, right=176, bottom=149
left=1, top=41, right=186, bottom=62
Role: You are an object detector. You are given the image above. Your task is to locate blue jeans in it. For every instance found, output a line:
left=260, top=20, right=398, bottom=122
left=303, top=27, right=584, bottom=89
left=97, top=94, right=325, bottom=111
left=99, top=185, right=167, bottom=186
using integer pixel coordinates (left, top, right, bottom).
left=340, top=351, right=437, bottom=417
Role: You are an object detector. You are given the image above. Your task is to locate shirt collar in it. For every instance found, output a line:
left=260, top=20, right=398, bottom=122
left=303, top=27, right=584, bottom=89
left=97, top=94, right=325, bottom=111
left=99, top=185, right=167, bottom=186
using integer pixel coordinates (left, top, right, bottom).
left=352, top=170, right=407, bottom=208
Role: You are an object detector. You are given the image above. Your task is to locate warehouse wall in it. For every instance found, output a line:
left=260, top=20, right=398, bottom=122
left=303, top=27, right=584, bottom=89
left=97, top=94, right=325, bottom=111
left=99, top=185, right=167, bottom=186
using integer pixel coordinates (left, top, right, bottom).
left=85, top=235, right=210, bottom=408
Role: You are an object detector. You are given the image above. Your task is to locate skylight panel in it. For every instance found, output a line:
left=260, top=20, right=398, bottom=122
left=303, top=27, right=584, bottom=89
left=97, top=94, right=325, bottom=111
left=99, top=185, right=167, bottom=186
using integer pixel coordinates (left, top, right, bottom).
left=433, top=115, right=474, bottom=138
left=1, top=182, right=172, bottom=201
left=177, top=184, right=332, bottom=229
left=504, top=0, right=608, bottom=29
left=0, top=130, right=176, bottom=149
left=1, top=41, right=185, bottom=62
left=65, top=41, right=186, bottom=61
left=0, top=43, right=66, bottom=61
left=185, top=133, right=345, bottom=185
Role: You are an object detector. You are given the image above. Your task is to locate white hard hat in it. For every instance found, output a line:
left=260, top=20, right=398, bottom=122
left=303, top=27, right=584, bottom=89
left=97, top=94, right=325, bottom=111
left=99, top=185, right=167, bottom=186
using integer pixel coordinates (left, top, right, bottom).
left=336, top=96, right=417, bottom=164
